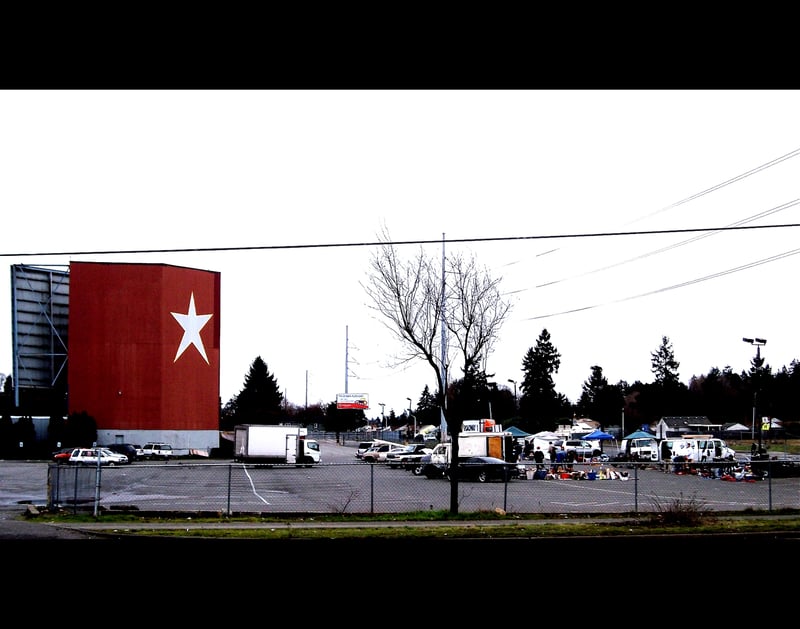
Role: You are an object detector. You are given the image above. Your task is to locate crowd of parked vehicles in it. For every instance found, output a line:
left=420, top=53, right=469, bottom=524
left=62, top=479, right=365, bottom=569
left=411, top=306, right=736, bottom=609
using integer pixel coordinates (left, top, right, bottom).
left=51, top=446, right=131, bottom=466
left=51, top=442, right=177, bottom=464
left=353, top=422, right=800, bottom=482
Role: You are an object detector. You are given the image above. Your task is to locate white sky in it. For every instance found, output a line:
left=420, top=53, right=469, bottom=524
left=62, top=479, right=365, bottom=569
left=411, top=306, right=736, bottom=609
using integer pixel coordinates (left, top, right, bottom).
left=1, top=90, right=799, bottom=420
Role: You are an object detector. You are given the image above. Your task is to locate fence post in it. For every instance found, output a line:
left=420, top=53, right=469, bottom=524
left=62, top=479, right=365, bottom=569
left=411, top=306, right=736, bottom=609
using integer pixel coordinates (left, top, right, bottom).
left=227, top=463, right=233, bottom=516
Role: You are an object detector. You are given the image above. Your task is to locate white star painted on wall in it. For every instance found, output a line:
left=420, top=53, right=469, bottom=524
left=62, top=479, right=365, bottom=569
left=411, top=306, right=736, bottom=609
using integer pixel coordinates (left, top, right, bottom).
left=171, top=292, right=213, bottom=364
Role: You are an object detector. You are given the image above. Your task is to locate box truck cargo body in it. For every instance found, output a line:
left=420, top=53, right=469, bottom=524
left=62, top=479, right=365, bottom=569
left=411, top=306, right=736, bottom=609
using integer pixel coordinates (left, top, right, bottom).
left=233, top=425, right=321, bottom=465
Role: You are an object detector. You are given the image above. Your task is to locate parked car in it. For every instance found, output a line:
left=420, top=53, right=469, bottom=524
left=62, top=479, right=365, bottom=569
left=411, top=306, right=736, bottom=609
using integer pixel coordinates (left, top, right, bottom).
left=68, top=447, right=130, bottom=466
left=52, top=447, right=75, bottom=463
left=138, top=442, right=175, bottom=460
left=418, top=452, right=446, bottom=479
left=361, top=443, right=406, bottom=463
left=386, top=443, right=433, bottom=472
left=445, top=456, right=520, bottom=483
left=356, top=441, right=375, bottom=459
left=106, top=443, right=139, bottom=462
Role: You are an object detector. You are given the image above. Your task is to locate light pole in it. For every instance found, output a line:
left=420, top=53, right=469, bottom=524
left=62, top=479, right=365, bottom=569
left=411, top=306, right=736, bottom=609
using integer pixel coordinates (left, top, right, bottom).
left=507, top=379, right=517, bottom=407
left=406, top=397, right=415, bottom=438
left=378, top=402, right=385, bottom=429
left=742, top=337, right=767, bottom=452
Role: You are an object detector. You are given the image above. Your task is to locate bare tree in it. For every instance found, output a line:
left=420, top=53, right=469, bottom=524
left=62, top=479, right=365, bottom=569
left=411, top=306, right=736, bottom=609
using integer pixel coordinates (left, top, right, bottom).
left=362, top=230, right=446, bottom=389
left=445, top=252, right=511, bottom=376
left=362, top=228, right=513, bottom=513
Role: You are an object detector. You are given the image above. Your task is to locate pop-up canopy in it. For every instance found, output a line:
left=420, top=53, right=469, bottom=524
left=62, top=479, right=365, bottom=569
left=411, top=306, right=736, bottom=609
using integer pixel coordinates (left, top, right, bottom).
left=584, top=429, right=614, bottom=440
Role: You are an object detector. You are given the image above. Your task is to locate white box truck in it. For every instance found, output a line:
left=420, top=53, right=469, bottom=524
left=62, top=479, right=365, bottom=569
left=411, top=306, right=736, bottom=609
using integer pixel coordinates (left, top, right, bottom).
left=233, top=425, right=321, bottom=466
left=421, top=431, right=515, bottom=478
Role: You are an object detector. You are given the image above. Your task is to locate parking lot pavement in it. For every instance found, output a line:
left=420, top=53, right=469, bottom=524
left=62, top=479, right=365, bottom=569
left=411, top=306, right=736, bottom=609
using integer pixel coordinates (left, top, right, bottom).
left=0, top=505, right=103, bottom=540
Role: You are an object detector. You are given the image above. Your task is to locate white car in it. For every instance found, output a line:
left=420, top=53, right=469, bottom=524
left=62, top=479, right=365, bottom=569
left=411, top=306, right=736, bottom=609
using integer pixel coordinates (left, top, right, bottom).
left=68, top=447, right=130, bottom=466
left=361, top=443, right=406, bottom=463
left=355, top=441, right=375, bottom=459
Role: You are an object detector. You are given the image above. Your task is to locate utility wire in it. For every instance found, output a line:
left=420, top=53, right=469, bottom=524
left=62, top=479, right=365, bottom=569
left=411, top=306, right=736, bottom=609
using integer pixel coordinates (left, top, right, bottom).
left=1, top=223, right=799, bottom=258
left=527, top=247, right=800, bottom=320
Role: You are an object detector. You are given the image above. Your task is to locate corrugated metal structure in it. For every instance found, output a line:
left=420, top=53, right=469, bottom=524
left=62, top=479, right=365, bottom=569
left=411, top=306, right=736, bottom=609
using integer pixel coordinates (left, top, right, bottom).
left=10, top=264, right=70, bottom=407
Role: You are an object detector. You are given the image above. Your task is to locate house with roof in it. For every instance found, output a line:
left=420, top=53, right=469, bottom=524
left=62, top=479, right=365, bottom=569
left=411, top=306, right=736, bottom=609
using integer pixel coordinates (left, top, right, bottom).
left=722, top=421, right=750, bottom=432
left=651, top=416, right=722, bottom=439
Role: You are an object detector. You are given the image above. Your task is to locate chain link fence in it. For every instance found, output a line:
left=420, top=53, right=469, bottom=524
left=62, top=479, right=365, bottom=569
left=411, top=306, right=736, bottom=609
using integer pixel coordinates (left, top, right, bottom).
left=48, top=456, right=799, bottom=516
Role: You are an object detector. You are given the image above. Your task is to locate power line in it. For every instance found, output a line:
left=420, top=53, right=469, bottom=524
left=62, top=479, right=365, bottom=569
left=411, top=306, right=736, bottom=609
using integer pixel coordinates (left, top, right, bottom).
left=533, top=199, right=800, bottom=289
left=527, top=246, right=800, bottom=320
left=2, top=222, right=798, bottom=258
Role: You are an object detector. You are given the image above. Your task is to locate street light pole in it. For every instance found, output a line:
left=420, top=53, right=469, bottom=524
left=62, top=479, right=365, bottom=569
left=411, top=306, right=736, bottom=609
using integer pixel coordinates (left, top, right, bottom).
left=742, top=337, right=767, bottom=452
left=406, top=397, right=415, bottom=438
left=378, top=402, right=385, bottom=429
left=507, top=379, right=517, bottom=407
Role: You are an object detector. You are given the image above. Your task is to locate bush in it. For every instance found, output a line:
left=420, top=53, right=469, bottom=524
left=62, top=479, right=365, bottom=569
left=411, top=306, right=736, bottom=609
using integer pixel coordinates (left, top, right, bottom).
left=648, top=492, right=716, bottom=526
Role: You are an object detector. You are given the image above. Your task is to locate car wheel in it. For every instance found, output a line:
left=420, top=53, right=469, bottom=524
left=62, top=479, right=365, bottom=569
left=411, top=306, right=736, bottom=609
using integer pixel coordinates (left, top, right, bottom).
left=412, top=464, right=424, bottom=476
left=477, top=471, right=488, bottom=483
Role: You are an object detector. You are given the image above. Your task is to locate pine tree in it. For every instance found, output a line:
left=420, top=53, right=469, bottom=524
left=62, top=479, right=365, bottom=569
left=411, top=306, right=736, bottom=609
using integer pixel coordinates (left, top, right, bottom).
left=651, top=336, right=680, bottom=386
left=519, top=329, right=562, bottom=431
left=232, top=356, right=284, bottom=425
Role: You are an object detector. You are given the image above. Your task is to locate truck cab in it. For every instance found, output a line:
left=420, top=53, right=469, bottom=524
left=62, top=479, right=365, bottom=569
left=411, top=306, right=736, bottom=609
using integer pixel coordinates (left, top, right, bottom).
left=618, top=437, right=659, bottom=462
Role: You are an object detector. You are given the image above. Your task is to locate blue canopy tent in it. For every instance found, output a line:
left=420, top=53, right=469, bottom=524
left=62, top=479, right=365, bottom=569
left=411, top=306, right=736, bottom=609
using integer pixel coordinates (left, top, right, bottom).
left=584, top=429, right=614, bottom=441
left=623, top=430, right=656, bottom=440
left=583, top=428, right=616, bottom=453
left=505, top=425, right=531, bottom=438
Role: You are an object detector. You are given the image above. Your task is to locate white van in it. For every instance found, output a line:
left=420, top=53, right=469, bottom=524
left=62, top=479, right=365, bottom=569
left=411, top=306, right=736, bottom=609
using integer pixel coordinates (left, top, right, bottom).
left=664, top=437, right=735, bottom=462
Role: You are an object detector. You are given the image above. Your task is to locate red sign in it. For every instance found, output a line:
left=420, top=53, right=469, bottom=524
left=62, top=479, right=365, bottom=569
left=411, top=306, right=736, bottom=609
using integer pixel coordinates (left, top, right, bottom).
left=336, top=393, right=369, bottom=410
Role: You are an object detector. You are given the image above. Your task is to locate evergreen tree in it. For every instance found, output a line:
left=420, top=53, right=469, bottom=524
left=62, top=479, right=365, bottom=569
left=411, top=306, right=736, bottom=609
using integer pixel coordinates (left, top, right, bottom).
left=651, top=335, right=680, bottom=386
left=577, top=365, right=625, bottom=429
left=518, top=329, right=562, bottom=432
left=413, top=385, right=441, bottom=431
left=64, top=411, right=97, bottom=447
left=578, top=365, right=608, bottom=414
left=447, top=358, right=491, bottom=423
left=0, top=412, right=14, bottom=458
left=47, top=413, right=67, bottom=450
left=14, top=415, right=36, bottom=457
left=323, top=401, right=364, bottom=439
left=232, top=356, right=284, bottom=425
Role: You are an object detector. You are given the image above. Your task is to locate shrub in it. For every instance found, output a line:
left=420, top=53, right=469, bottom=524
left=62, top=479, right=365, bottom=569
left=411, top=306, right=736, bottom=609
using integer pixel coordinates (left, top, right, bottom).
left=648, top=492, right=716, bottom=527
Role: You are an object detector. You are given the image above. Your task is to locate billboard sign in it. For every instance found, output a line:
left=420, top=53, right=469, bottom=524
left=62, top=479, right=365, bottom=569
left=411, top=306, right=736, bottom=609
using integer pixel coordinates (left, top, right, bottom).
left=336, top=393, right=369, bottom=410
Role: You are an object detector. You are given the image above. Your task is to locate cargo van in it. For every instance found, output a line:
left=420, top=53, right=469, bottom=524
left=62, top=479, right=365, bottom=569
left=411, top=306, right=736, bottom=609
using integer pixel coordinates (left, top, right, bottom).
left=664, top=436, right=735, bottom=462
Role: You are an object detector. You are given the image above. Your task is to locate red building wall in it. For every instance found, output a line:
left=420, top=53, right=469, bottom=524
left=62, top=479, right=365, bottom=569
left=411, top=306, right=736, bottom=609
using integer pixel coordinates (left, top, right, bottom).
left=68, top=262, right=220, bottom=431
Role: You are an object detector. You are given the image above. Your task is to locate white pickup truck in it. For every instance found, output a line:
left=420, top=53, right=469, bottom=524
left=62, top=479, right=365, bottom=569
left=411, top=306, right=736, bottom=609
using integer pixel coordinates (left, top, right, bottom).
left=137, top=442, right=175, bottom=460
left=563, top=440, right=601, bottom=460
